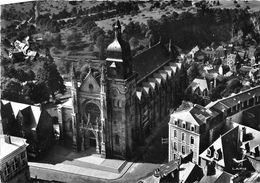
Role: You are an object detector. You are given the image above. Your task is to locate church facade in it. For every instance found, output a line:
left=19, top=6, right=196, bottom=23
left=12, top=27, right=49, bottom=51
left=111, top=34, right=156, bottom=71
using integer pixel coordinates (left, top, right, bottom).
left=57, top=21, right=186, bottom=159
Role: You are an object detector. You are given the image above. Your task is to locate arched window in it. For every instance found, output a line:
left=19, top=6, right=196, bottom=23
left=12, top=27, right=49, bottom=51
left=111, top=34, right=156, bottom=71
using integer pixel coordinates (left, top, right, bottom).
left=115, top=134, right=120, bottom=145
left=182, top=133, right=185, bottom=141
left=174, top=142, right=177, bottom=150
left=182, top=146, right=185, bottom=154
left=191, top=126, right=195, bottom=131
left=190, top=136, right=194, bottom=145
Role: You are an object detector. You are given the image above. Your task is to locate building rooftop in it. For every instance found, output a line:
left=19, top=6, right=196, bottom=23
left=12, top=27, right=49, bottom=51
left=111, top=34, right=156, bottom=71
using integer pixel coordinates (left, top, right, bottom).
left=133, top=42, right=170, bottom=81
left=206, top=85, right=260, bottom=113
left=199, top=169, right=233, bottom=183
left=0, top=135, right=27, bottom=160
left=170, top=104, right=212, bottom=126
left=1, top=100, right=42, bottom=124
left=189, top=78, right=209, bottom=93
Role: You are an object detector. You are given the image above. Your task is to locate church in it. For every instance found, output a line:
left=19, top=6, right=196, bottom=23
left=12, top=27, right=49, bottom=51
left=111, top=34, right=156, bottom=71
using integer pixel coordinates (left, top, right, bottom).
left=57, top=20, right=186, bottom=159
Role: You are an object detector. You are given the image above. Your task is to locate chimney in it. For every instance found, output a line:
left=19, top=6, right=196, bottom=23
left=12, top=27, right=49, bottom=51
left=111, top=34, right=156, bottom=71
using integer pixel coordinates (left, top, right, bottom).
left=245, top=142, right=250, bottom=153
left=4, top=135, right=11, bottom=144
left=254, top=146, right=259, bottom=157
left=206, top=161, right=216, bottom=176
left=210, top=81, right=214, bottom=94
left=240, top=127, right=246, bottom=142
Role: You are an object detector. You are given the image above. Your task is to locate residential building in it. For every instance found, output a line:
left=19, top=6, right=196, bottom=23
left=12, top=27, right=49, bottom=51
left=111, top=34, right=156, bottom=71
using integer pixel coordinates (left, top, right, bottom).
left=187, top=78, right=209, bottom=98
left=200, top=123, right=260, bottom=175
left=168, top=103, right=213, bottom=164
left=169, top=85, right=260, bottom=165
left=0, top=135, right=30, bottom=183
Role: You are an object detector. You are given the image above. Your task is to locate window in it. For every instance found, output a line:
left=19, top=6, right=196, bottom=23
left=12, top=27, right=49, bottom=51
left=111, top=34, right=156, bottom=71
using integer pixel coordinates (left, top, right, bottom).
left=182, top=146, right=185, bottom=154
left=190, top=136, right=194, bottom=145
left=207, top=149, right=211, bottom=156
left=89, top=84, right=93, bottom=90
left=21, top=152, right=26, bottom=159
left=174, top=120, right=178, bottom=125
left=5, top=163, right=10, bottom=177
left=174, top=142, right=177, bottom=150
left=191, top=126, right=195, bottom=131
left=14, top=157, right=19, bottom=170
left=174, top=130, right=177, bottom=138
left=181, top=133, right=185, bottom=141
left=174, top=154, right=177, bottom=160
left=182, top=122, right=186, bottom=129
left=115, top=134, right=120, bottom=145
left=118, top=100, right=122, bottom=108
left=214, top=152, right=219, bottom=160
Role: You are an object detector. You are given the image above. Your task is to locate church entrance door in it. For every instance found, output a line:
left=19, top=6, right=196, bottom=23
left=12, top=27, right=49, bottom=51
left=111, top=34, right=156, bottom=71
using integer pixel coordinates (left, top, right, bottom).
left=89, top=131, right=96, bottom=147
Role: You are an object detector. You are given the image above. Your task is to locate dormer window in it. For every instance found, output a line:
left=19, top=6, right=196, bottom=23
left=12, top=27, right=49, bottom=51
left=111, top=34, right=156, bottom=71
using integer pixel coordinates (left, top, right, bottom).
left=207, top=146, right=215, bottom=158
left=182, top=122, right=186, bottom=129
left=191, top=126, right=195, bottom=132
left=174, top=119, right=178, bottom=125
left=214, top=149, right=222, bottom=160
left=207, top=149, right=211, bottom=157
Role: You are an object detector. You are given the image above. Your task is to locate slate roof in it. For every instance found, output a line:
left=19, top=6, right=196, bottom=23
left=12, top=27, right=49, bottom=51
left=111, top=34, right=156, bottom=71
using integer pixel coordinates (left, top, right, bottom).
left=1, top=100, right=42, bottom=125
left=189, top=78, right=209, bottom=93
left=199, top=169, right=232, bottom=183
left=170, top=104, right=212, bottom=126
left=133, top=42, right=170, bottom=81
left=206, top=86, right=260, bottom=113
left=0, top=135, right=28, bottom=160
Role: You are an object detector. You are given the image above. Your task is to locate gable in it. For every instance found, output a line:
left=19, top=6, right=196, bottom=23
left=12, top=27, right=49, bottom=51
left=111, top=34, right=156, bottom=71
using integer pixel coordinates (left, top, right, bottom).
left=80, top=72, right=101, bottom=93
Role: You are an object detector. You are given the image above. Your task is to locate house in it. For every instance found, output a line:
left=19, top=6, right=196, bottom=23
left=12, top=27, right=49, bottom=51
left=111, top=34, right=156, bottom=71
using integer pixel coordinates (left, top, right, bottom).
left=0, top=135, right=30, bottom=183
left=187, top=78, right=209, bottom=98
left=1, top=100, right=54, bottom=158
left=168, top=103, right=213, bottom=164
left=200, top=123, right=260, bottom=174
left=199, top=165, right=233, bottom=183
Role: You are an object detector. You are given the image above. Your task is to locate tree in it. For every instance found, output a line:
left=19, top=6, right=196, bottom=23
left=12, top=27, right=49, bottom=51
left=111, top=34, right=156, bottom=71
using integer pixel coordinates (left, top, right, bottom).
left=90, top=26, right=105, bottom=42
left=96, top=35, right=105, bottom=60
left=1, top=77, right=25, bottom=103
left=36, top=57, right=66, bottom=100
left=82, top=20, right=97, bottom=34
left=23, top=81, right=50, bottom=103
left=129, top=36, right=139, bottom=50
left=187, top=62, right=200, bottom=83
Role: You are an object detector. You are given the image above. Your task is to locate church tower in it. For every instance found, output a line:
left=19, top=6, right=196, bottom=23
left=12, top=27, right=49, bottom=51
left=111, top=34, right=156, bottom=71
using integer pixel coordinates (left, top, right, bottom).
left=71, top=64, right=81, bottom=152
left=106, top=20, right=137, bottom=158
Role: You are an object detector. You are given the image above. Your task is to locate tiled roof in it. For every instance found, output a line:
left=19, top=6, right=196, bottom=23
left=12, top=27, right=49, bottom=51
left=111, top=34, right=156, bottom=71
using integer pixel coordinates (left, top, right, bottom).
left=133, top=42, right=170, bottom=81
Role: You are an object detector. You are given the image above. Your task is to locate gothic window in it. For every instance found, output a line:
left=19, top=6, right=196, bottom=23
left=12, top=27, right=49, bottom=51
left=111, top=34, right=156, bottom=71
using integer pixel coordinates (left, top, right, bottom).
left=115, top=134, right=120, bottom=145
left=89, top=84, right=94, bottom=90
left=85, top=103, right=101, bottom=127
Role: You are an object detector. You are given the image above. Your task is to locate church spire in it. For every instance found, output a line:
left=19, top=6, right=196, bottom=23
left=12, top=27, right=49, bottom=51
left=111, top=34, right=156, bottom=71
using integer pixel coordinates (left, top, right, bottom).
left=114, top=20, right=121, bottom=40
left=71, top=62, right=78, bottom=90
